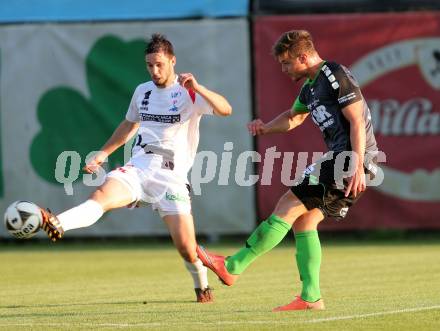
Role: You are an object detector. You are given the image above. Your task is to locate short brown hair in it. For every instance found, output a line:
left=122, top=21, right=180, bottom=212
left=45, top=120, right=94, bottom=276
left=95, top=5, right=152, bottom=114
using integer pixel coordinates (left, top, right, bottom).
left=272, top=30, right=316, bottom=58
left=145, top=33, right=174, bottom=56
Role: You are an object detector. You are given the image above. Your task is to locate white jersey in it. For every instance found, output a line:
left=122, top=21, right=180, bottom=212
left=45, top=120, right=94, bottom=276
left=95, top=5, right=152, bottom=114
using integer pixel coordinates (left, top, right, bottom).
left=125, top=78, right=213, bottom=177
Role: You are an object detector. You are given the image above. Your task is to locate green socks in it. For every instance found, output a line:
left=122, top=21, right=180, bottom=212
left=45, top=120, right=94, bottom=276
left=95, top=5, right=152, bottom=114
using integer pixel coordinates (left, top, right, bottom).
left=295, top=230, right=322, bottom=302
left=225, top=214, right=291, bottom=275
left=223, top=217, right=322, bottom=302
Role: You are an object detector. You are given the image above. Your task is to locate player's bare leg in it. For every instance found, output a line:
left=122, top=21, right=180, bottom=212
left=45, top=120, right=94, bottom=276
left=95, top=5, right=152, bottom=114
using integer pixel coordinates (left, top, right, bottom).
left=272, top=190, right=310, bottom=224
left=41, top=178, right=135, bottom=241
left=273, top=208, right=325, bottom=312
left=292, top=208, right=324, bottom=232
left=89, top=178, right=136, bottom=212
left=198, top=190, right=308, bottom=285
left=163, top=214, right=198, bottom=262
left=163, top=214, right=213, bottom=303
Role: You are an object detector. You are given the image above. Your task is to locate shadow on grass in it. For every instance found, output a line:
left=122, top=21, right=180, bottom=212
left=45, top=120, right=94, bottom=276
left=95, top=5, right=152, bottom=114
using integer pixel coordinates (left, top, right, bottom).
left=0, top=299, right=193, bottom=310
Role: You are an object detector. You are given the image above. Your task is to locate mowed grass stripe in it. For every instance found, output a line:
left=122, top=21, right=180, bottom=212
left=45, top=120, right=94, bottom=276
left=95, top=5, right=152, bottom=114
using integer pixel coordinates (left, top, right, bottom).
left=1, top=305, right=440, bottom=327
left=0, top=241, right=439, bottom=331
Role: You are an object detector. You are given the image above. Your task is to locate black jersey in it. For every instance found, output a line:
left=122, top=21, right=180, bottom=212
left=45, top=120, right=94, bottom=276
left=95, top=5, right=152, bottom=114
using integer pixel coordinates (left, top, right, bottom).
left=293, top=61, right=377, bottom=154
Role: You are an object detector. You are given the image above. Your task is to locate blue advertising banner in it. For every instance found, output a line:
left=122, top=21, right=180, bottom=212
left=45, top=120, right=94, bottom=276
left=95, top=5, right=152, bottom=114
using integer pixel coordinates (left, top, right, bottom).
left=0, top=0, right=249, bottom=23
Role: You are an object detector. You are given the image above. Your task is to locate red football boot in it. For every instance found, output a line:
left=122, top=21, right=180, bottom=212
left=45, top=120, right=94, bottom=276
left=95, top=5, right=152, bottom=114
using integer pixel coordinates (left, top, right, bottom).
left=273, top=296, right=325, bottom=312
left=196, top=245, right=238, bottom=286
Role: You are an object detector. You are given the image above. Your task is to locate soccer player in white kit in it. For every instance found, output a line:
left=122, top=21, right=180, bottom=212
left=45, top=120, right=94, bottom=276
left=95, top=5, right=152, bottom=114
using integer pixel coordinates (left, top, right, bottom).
left=39, top=34, right=232, bottom=303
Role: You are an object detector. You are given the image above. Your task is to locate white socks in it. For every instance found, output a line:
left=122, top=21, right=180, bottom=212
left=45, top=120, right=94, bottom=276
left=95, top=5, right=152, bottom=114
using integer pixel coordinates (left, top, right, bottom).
left=184, top=258, right=209, bottom=289
left=57, top=199, right=104, bottom=232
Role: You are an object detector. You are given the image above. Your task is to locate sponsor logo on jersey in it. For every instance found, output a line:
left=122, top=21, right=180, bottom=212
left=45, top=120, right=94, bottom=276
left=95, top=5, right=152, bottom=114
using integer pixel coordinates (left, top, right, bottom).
left=169, top=91, right=181, bottom=112
left=306, top=89, right=320, bottom=112
left=168, top=104, right=179, bottom=112
left=338, top=92, right=357, bottom=104
left=140, top=113, right=180, bottom=123
left=311, top=105, right=335, bottom=131
left=140, top=90, right=152, bottom=111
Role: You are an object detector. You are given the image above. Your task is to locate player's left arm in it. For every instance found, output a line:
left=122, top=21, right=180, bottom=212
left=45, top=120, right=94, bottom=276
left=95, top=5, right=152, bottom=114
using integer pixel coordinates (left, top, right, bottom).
left=178, top=73, right=232, bottom=116
left=342, top=100, right=366, bottom=197
left=332, top=63, right=367, bottom=197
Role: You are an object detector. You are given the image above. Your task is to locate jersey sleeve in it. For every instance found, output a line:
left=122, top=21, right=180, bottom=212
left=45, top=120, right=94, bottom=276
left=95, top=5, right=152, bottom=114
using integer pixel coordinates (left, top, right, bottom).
left=125, top=87, right=140, bottom=123
left=194, top=91, right=214, bottom=115
left=332, top=64, right=363, bottom=108
left=291, top=85, right=308, bottom=114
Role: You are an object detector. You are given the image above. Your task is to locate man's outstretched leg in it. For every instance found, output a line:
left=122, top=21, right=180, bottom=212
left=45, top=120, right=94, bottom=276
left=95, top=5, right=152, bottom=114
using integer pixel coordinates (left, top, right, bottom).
left=273, top=209, right=325, bottom=311
left=197, top=190, right=308, bottom=286
left=163, top=214, right=213, bottom=303
left=40, top=178, right=135, bottom=241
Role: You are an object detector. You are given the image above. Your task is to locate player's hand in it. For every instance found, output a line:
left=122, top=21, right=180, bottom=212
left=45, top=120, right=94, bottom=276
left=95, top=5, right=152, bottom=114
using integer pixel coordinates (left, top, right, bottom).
left=344, top=166, right=366, bottom=197
left=83, top=151, right=108, bottom=174
left=247, top=119, right=267, bottom=136
left=178, top=73, right=200, bottom=91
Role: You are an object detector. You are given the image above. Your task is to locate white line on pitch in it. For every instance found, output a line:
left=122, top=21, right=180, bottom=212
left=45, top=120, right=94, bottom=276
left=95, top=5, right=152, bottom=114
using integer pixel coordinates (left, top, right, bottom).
left=304, top=304, right=440, bottom=324
left=0, top=304, right=439, bottom=328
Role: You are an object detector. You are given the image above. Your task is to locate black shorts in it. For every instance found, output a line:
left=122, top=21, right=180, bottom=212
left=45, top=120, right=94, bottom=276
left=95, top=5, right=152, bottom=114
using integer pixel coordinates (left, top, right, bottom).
left=290, top=152, right=376, bottom=219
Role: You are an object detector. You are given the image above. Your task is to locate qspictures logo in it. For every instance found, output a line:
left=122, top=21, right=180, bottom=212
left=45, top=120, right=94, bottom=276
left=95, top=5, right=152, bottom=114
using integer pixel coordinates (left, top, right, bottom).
left=351, top=38, right=440, bottom=202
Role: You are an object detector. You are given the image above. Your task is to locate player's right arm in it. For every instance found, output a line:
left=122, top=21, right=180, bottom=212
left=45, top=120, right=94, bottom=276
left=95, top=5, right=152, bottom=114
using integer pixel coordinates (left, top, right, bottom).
left=248, top=85, right=309, bottom=136
left=83, top=120, right=140, bottom=173
left=248, top=110, right=308, bottom=136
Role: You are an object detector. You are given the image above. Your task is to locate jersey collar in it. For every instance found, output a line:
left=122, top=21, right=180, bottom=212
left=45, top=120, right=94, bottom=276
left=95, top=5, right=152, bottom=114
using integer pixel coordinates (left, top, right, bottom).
left=306, top=60, right=326, bottom=85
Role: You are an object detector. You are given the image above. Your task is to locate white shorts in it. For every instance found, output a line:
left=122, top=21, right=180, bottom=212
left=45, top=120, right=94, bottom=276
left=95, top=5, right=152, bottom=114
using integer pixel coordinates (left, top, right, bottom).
left=107, top=155, right=192, bottom=217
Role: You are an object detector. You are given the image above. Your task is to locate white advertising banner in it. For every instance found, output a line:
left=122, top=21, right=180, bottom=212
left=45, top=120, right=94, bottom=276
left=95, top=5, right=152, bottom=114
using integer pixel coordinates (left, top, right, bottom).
left=0, top=19, right=255, bottom=237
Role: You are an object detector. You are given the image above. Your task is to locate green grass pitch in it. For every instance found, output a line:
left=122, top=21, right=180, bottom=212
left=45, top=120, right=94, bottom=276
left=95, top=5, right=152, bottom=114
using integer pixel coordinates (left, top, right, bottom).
left=0, top=239, right=439, bottom=330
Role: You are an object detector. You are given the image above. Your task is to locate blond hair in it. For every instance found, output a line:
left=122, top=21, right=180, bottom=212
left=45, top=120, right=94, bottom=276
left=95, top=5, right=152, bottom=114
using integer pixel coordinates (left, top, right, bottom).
left=272, top=30, right=316, bottom=58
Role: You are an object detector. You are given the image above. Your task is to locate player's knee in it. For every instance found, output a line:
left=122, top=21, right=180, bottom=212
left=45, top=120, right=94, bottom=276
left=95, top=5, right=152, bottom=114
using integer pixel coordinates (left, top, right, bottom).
left=89, top=189, right=109, bottom=212
left=293, top=217, right=311, bottom=232
left=90, top=188, right=102, bottom=200
left=293, top=209, right=324, bottom=232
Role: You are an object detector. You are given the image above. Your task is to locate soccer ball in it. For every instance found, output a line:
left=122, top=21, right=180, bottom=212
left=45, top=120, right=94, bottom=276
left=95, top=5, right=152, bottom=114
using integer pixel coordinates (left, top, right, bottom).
left=4, top=201, right=42, bottom=239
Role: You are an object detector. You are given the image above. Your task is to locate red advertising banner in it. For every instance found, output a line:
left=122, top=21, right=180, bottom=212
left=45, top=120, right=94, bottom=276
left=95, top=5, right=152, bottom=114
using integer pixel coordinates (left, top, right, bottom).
left=254, top=12, right=440, bottom=229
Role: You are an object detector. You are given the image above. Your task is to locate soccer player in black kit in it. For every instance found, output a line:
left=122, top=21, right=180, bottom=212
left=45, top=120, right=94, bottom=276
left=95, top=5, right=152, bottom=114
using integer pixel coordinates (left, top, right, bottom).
left=197, top=30, right=379, bottom=311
